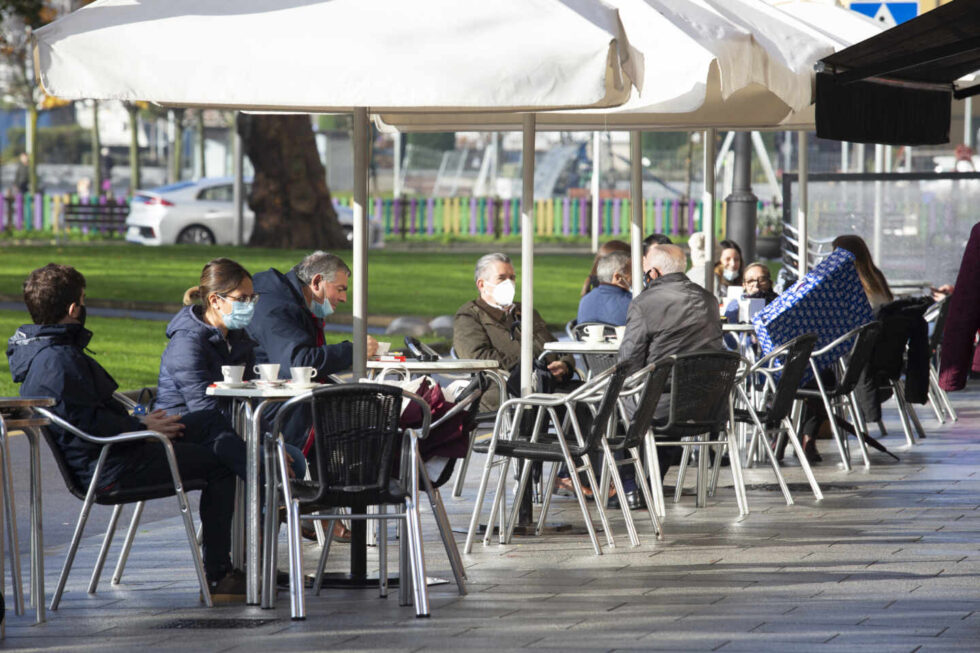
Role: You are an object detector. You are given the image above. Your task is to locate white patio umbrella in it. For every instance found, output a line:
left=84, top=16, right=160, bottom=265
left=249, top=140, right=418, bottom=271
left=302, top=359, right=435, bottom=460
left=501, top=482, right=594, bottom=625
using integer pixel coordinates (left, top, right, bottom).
left=34, top=0, right=640, bottom=606
left=34, top=0, right=639, bottom=381
left=378, top=0, right=839, bottom=293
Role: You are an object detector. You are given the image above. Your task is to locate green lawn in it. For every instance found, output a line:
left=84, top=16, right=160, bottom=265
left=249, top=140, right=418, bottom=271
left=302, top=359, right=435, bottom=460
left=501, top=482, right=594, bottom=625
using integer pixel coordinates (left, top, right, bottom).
left=0, top=245, right=592, bottom=325
left=0, top=244, right=596, bottom=394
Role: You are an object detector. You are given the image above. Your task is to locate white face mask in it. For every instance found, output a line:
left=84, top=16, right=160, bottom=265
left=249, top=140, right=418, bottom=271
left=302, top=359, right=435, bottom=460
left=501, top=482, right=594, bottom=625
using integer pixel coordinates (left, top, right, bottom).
left=723, top=268, right=739, bottom=282
left=489, top=279, right=516, bottom=307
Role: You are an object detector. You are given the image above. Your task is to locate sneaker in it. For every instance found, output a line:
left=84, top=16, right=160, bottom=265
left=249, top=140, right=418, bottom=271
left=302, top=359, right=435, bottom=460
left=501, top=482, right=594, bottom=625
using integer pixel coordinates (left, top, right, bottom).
left=205, top=569, right=247, bottom=604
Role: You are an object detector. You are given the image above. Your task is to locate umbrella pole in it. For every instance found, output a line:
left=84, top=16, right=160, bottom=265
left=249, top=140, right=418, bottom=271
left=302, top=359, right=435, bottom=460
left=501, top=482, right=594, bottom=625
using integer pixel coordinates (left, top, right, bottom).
left=520, top=114, right=536, bottom=397
left=797, top=131, right=809, bottom=280
left=592, top=131, right=601, bottom=254
left=232, top=111, right=244, bottom=247
left=352, top=107, right=369, bottom=378
left=702, top=128, right=716, bottom=291
left=630, top=131, right=643, bottom=297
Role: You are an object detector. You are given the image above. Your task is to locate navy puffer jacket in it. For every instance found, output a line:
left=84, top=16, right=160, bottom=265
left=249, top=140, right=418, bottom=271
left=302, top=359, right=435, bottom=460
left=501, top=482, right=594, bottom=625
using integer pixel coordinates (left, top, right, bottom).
left=246, top=267, right=352, bottom=377
left=156, top=304, right=256, bottom=419
left=7, top=323, right=142, bottom=487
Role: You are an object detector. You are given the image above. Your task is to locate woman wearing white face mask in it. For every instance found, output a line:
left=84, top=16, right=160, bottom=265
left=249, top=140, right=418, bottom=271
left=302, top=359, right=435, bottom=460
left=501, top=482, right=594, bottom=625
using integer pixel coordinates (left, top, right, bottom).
left=713, top=239, right=744, bottom=300
left=156, top=258, right=306, bottom=478
left=453, top=252, right=576, bottom=411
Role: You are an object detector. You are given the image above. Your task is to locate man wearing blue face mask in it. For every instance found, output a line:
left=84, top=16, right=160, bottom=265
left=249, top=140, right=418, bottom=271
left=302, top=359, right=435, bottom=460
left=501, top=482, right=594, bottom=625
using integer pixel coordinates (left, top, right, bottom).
left=247, top=251, right=377, bottom=448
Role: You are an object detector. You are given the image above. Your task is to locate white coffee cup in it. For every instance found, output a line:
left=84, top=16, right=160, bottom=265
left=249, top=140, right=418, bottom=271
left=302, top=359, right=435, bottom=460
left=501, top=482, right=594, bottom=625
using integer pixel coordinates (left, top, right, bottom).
left=375, top=341, right=391, bottom=356
left=583, top=324, right=605, bottom=342
left=221, top=365, right=245, bottom=384
left=614, top=326, right=626, bottom=342
left=253, top=363, right=280, bottom=382
left=290, top=366, right=318, bottom=384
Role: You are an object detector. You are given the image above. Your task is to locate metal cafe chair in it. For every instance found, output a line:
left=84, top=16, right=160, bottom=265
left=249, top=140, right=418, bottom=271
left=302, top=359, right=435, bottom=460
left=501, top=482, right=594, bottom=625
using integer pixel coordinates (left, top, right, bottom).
left=34, top=407, right=212, bottom=609
left=795, top=322, right=883, bottom=472
left=596, top=360, right=672, bottom=546
left=729, top=333, right=823, bottom=504
left=923, top=297, right=957, bottom=423
left=466, top=362, right=630, bottom=556
left=645, top=351, right=745, bottom=518
left=266, top=383, right=464, bottom=620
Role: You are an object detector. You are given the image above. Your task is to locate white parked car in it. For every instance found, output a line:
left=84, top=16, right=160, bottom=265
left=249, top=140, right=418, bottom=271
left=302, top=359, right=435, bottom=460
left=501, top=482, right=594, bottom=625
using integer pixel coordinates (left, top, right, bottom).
left=125, top=177, right=383, bottom=247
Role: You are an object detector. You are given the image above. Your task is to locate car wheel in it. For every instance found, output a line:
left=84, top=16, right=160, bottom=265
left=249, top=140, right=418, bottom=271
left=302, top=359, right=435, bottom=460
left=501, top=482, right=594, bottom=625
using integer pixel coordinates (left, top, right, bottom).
left=177, top=225, right=215, bottom=245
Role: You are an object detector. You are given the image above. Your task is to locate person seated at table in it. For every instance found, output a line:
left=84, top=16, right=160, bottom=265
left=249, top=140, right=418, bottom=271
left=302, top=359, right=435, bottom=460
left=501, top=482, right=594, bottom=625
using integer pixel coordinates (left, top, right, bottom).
left=7, top=264, right=247, bottom=601
left=713, top=239, right=744, bottom=300
left=619, top=244, right=724, bottom=490
left=454, top=252, right=576, bottom=411
left=641, top=233, right=673, bottom=287
left=156, top=257, right=305, bottom=479
left=577, top=251, right=632, bottom=327
left=246, top=250, right=378, bottom=450
left=580, top=239, right=629, bottom=297
left=723, top=262, right=778, bottom=324
left=832, top=234, right=893, bottom=312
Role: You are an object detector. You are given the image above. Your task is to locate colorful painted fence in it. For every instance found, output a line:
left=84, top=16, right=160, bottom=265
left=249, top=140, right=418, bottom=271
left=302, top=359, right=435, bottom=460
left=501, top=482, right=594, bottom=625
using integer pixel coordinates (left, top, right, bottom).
left=336, top=196, right=775, bottom=239
left=0, top=193, right=129, bottom=233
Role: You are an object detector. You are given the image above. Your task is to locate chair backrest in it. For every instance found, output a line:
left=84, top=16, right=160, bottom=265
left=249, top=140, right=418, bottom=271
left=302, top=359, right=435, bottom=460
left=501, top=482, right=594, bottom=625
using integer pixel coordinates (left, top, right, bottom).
left=580, top=360, right=630, bottom=452
left=622, top=359, right=673, bottom=449
left=926, top=296, right=950, bottom=354
left=835, top=321, right=883, bottom=395
left=755, top=333, right=818, bottom=426
left=278, top=384, right=405, bottom=506
left=657, top=350, right=742, bottom=437
left=33, top=408, right=93, bottom=501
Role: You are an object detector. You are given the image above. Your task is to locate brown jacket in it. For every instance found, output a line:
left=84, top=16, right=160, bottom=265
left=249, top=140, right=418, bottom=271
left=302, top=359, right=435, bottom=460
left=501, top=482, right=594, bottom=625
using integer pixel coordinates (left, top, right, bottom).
left=453, top=298, right=574, bottom=409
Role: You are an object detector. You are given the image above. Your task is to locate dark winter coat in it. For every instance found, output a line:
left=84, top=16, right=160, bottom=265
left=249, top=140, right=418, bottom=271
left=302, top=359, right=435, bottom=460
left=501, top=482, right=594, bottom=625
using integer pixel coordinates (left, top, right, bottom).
left=6, top=323, right=142, bottom=487
left=155, top=304, right=256, bottom=420
left=246, top=267, right=353, bottom=378
left=618, top=272, right=724, bottom=375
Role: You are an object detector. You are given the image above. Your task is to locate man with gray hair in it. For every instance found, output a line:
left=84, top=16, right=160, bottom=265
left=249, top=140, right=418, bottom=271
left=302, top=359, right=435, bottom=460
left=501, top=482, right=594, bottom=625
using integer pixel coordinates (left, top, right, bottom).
left=247, top=251, right=378, bottom=447
left=454, top=252, right=575, bottom=410
left=577, top=250, right=632, bottom=325
left=618, top=243, right=723, bottom=486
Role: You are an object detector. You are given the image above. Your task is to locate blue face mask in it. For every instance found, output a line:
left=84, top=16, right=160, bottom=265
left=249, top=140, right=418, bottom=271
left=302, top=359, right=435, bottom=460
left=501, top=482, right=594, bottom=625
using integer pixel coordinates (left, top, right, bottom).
left=310, top=297, right=334, bottom=319
left=221, top=301, right=255, bottom=330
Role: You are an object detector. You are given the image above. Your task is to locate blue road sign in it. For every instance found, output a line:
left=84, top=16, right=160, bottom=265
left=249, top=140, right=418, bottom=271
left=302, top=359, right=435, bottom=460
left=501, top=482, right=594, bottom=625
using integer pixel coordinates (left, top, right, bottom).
left=850, top=2, right=918, bottom=27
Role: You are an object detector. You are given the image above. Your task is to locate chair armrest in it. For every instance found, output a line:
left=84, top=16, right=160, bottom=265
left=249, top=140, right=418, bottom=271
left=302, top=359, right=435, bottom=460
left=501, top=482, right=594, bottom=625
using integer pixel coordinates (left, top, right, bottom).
left=430, top=388, right=481, bottom=431
left=113, top=391, right=137, bottom=410
left=402, top=390, right=432, bottom=440
left=35, top=407, right=170, bottom=446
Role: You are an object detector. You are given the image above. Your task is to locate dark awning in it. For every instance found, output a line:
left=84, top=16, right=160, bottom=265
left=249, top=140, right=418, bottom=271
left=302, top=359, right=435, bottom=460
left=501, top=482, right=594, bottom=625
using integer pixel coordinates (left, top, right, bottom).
left=816, top=0, right=980, bottom=145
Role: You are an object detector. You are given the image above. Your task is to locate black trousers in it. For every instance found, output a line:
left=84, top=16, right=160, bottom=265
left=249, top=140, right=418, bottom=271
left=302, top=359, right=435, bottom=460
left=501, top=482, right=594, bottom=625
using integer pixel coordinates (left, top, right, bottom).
left=116, top=409, right=245, bottom=581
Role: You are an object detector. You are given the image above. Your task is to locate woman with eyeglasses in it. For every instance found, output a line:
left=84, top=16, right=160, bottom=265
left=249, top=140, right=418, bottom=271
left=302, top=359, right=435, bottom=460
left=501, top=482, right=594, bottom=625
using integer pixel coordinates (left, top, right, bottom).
left=156, top=258, right=306, bottom=479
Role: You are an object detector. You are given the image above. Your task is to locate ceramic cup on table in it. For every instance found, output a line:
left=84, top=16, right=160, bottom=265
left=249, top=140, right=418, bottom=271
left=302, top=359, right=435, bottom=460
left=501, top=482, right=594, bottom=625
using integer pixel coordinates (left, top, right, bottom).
left=290, top=366, right=318, bottom=385
left=583, top=324, right=605, bottom=343
left=221, top=365, right=245, bottom=384
left=253, top=363, right=280, bottom=383
left=375, top=341, right=391, bottom=356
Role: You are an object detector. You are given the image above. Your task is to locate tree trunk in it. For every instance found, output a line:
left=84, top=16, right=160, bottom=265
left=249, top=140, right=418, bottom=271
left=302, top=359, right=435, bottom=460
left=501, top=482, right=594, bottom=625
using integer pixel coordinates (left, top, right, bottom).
left=126, top=103, right=141, bottom=194
left=239, top=114, right=347, bottom=249
left=92, top=101, right=102, bottom=194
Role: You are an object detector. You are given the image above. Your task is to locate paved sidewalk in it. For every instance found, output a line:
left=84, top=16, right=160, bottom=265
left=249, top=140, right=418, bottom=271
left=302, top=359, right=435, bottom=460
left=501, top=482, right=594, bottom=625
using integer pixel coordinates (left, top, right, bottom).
left=4, top=386, right=979, bottom=652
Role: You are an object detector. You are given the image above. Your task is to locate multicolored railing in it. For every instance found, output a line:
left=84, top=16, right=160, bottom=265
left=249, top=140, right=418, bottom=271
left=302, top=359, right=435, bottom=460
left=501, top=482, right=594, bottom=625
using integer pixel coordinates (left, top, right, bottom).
left=335, top=196, right=772, bottom=238
left=0, top=193, right=129, bottom=233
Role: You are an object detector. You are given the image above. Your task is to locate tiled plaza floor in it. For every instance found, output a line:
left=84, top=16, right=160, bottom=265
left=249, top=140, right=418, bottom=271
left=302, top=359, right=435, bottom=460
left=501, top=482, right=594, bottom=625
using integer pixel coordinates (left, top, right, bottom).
left=4, top=386, right=979, bottom=651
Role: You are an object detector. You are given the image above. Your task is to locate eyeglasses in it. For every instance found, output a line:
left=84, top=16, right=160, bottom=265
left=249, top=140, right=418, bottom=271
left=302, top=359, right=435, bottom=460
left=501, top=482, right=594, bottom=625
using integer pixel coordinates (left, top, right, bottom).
left=219, top=293, right=260, bottom=305
left=743, top=278, right=771, bottom=287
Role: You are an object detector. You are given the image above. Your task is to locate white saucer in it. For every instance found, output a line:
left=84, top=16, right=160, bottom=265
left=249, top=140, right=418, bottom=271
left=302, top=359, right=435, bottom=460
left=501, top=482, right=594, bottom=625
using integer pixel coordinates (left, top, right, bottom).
left=254, top=380, right=287, bottom=388
left=215, top=381, right=249, bottom=389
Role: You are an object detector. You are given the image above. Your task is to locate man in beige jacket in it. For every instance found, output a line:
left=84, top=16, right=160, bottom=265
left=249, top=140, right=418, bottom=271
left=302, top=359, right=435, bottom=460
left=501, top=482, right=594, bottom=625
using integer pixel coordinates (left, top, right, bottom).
left=453, top=252, right=575, bottom=410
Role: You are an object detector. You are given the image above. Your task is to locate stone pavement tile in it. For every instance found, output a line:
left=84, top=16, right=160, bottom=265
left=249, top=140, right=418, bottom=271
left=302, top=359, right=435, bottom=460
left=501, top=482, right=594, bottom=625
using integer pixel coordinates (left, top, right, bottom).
left=715, top=641, right=914, bottom=653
